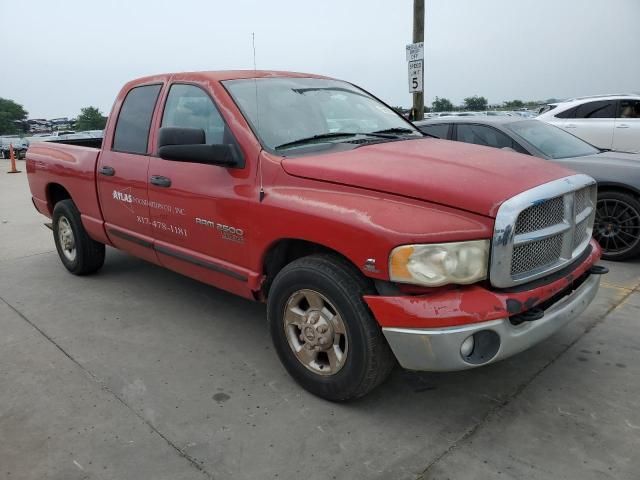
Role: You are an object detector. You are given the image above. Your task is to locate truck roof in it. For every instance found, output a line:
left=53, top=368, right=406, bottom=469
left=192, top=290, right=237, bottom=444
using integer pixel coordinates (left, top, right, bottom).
left=126, top=70, right=331, bottom=87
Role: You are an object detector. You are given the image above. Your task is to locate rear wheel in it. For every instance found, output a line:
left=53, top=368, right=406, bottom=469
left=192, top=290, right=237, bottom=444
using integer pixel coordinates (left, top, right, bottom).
left=594, top=191, right=640, bottom=260
left=52, top=200, right=105, bottom=274
left=267, top=254, right=395, bottom=401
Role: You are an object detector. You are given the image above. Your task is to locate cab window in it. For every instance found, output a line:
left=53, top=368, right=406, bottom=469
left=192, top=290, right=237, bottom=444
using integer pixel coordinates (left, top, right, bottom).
left=161, top=84, right=232, bottom=144
left=112, top=84, right=162, bottom=154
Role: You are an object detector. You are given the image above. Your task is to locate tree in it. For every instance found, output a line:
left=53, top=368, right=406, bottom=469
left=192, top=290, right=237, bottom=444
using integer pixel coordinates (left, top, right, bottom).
left=0, top=98, right=28, bottom=135
left=431, top=96, right=454, bottom=112
left=504, top=99, right=524, bottom=109
left=463, top=95, right=488, bottom=111
left=75, top=106, right=107, bottom=131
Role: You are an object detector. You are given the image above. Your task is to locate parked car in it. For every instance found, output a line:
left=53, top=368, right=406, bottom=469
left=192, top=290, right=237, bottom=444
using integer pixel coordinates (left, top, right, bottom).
left=26, top=71, right=605, bottom=400
left=415, top=116, right=640, bottom=260
left=0, top=137, right=28, bottom=159
left=537, top=94, right=640, bottom=153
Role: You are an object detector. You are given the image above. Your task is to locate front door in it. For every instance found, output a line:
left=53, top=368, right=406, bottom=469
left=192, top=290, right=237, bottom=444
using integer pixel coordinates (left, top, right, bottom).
left=97, top=83, right=163, bottom=263
left=147, top=83, right=253, bottom=296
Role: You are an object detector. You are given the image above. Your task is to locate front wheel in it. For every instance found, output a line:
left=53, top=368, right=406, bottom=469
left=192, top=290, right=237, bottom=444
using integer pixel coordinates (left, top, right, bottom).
left=594, top=191, right=640, bottom=261
left=267, top=254, right=395, bottom=401
left=52, top=199, right=105, bottom=275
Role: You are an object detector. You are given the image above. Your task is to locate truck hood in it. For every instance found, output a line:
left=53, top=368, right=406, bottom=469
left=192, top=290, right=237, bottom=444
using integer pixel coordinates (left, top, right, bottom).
left=281, top=138, right=574, bottom=217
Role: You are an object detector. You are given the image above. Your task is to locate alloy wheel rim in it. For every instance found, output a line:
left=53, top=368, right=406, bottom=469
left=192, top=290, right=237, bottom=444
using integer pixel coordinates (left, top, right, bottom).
left=594, top=198, right=640, bottom=255
left=283, top=289, right=348, bottom=376
left=57, top=216, right=77, bottom=262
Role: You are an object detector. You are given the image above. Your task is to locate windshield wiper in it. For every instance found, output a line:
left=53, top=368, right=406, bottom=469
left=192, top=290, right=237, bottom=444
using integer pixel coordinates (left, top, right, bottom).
left=371, top=127, right=416, bottom=135
left=372, top=127, right=437, bottom=139
left=274, top=132, right=358, bottom=150
left=274, top=131, right=402, bottom=150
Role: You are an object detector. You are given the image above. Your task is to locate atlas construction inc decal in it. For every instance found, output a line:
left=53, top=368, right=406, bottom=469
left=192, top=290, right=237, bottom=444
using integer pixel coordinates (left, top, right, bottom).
left=112, top=187, right=187, bottom=237
left=111, top=188, right=244, bottom=243
left=112, top=188, right=181, bottom=214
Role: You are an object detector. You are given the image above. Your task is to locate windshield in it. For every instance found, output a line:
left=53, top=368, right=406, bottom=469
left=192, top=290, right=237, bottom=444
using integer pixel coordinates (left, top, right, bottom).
left=507, top=120, right=599, bottom=159
left=223, top=77, right=421, bottom=151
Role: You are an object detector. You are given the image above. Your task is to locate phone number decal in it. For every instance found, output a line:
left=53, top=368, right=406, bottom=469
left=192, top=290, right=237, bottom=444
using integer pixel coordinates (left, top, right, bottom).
left=137, top=216, right=188, bottom=237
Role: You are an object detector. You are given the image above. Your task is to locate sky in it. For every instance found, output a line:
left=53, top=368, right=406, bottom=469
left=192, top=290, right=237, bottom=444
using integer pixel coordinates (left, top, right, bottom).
left=1, top=0, right=638, bottom=119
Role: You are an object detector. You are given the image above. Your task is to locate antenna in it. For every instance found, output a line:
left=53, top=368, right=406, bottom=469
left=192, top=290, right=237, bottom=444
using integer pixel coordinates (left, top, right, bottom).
left=252, top=32, right=257, bottom=70
left=253, top=32, right=265, bottom=203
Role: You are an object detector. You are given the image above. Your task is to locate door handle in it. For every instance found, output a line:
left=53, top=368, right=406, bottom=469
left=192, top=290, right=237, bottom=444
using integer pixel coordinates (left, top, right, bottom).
left=565, top=124, right=577, bottom=128
left=616, top=124, right=630, bottom=129
left=99, top=165, right=115, bottom=176
left=150, top=175, right=172, bottom=188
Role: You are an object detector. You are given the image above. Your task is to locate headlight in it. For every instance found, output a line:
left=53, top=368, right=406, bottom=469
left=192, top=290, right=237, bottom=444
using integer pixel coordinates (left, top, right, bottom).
left=389, top=240, right=489, bottom=287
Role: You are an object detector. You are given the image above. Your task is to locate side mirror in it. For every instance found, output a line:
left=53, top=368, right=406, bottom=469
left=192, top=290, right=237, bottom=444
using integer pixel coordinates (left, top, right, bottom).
left=157, top=127, right=242, bottom=167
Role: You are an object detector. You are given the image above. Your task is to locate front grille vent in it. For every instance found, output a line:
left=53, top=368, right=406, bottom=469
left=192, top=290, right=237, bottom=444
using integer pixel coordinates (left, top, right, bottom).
left=490, top=176, right=597, bottom=288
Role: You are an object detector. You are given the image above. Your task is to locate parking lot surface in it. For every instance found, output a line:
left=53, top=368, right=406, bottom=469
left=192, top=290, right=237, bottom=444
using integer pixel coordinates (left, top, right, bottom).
left=1, top=166, right=639, bottom=480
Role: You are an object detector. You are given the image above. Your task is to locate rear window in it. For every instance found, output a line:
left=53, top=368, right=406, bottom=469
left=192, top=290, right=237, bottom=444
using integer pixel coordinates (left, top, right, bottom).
left=112, top=84, right=162, bottom=154
left=456, top=124, right=513, bottom=149
left=539, top=104, right=557, bottom=115
left=419, top=124, right=449, bottom=138
left=554, top=106, right=577, bottom=119
left=574, top=100, right=615, bottom=119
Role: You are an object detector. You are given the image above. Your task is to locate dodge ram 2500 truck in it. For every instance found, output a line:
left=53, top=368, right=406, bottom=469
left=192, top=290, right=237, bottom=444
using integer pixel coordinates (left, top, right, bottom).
left=27, top=71, right=607, bottom=401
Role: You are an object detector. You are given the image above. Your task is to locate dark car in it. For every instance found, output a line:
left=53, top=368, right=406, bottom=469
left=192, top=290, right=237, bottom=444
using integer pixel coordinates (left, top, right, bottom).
left=415, top=116, right=640, bottom=260
left=0, top=137, right=28, bottom=159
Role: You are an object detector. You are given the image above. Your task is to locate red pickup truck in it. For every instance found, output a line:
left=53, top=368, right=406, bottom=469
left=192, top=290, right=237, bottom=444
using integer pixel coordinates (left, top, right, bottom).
left=27, top=71, right=606, bottom=401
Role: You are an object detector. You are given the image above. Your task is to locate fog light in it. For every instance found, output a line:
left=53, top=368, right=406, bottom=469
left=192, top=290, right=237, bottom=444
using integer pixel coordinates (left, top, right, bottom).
left=460, top=335, right=475, bottom=357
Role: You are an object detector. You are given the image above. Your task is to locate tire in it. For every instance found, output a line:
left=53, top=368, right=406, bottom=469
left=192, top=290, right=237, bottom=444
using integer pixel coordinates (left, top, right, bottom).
left=594, top=191, right=640, bottom=261
left=52, top=199, right=105, bottom=275
left=267, top=254, right=395, bottom=401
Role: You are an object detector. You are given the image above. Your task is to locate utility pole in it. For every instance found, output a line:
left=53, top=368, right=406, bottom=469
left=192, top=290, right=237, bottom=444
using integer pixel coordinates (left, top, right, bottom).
left=412, top=0, right=425, bottom=120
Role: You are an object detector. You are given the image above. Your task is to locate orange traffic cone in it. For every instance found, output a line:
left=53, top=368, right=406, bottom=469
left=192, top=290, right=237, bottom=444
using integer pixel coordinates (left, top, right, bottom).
left=7, top=144, right=21, bottom=174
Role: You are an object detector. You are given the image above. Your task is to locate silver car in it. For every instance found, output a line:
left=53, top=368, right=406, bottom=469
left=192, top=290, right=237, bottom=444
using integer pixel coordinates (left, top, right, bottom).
left=415, top=116, right=640, bottom=261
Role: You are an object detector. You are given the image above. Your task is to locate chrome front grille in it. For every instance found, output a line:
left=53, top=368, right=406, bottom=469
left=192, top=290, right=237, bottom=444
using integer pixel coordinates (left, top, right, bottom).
left=573, top=218, right=590, bottom=249
left=490, top=175, right=597, bottom=288
left=511, top=233, right=564, bottom=276
left=514, top=196, right=565, bottom=235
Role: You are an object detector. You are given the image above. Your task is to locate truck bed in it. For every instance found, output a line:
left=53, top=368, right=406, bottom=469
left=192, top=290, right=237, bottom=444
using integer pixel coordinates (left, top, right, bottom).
left=26, top=142, right=106, bottom=243
left=48, top=137, right=103, bottom=149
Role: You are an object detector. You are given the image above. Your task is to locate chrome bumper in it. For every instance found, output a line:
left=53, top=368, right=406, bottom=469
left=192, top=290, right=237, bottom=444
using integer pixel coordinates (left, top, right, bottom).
left=382, top=274, right=601, bottom=371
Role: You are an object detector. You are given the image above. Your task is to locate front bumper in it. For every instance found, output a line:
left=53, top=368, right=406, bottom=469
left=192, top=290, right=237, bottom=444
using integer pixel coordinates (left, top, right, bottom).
left=382, top=273, right=600, bottom=371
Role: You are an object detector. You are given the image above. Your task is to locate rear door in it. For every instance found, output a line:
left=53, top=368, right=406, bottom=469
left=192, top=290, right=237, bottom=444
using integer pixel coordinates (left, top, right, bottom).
left=613, top=99, right=640, bottom=152
left=563, top=100, right=615, bottom=149
left=97, top=83, right=163, bottom=263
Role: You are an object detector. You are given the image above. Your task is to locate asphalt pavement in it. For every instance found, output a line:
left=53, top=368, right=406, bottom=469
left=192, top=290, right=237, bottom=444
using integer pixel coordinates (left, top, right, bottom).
left=1, top=161, right=639, bottom=480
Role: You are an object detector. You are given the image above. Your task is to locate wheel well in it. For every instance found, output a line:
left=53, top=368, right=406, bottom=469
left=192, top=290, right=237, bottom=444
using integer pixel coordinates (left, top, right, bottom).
left=597, top=184, right=640, bottom=198
left=46, top=183, right=71, bottom=213
left=261, top=239, right=365, bottom=298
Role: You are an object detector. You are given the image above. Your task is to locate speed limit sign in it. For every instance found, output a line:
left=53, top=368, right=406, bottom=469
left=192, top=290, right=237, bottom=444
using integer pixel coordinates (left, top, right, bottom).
left=408, top=60, right=423, bottom=93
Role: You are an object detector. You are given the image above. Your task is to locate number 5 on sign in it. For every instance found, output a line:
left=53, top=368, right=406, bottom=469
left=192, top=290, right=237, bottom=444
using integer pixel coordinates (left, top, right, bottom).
left=408, top=60, right=423, bottom=93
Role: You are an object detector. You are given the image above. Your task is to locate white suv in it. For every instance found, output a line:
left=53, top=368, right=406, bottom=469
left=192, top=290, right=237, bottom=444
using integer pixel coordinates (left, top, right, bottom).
left=537, top=94, right=640, bottom=153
